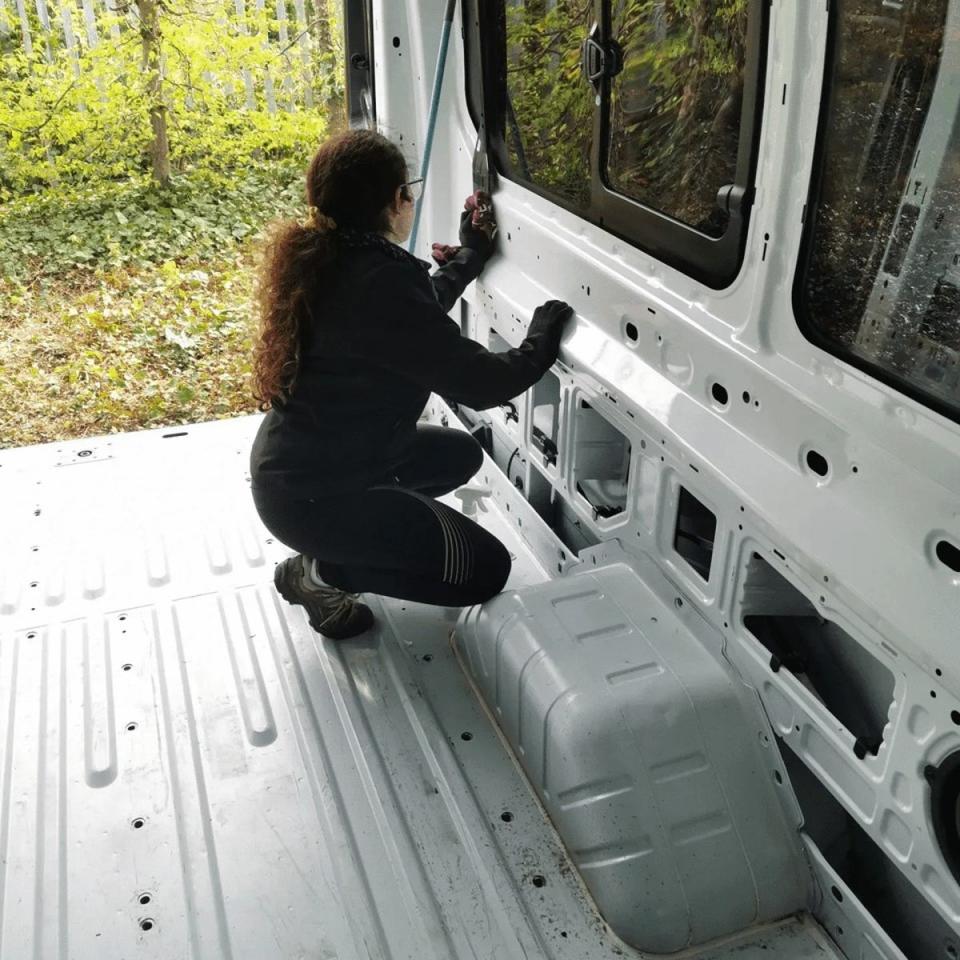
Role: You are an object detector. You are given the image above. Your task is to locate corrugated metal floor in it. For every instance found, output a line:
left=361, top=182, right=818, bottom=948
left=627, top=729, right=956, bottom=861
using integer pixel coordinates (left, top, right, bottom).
left=0, top=414, right=839, bottom=959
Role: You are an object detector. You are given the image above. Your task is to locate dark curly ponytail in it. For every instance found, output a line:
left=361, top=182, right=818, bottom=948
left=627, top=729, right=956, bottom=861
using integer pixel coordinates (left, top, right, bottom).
left=253, top=130, right=410, bottom=411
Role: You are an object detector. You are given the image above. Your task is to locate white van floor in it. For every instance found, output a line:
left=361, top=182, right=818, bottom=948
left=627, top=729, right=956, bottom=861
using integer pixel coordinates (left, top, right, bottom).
left=0, top=414, right=841, bottom=959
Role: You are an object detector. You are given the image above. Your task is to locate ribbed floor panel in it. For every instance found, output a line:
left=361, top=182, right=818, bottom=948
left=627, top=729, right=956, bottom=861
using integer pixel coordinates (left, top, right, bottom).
left=0, top=414, right=839, bottom=959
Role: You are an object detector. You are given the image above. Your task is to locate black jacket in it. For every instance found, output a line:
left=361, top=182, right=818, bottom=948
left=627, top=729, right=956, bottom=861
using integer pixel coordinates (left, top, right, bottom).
left=250, top=234, right=562, bottom=497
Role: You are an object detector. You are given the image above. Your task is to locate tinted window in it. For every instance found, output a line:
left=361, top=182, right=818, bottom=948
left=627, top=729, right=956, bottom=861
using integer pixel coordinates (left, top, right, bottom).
left=799, top=0, right=958, bottom=416
left=607, top=0, right=750, bottom=237
left=502, top=0, right=595, bottom=209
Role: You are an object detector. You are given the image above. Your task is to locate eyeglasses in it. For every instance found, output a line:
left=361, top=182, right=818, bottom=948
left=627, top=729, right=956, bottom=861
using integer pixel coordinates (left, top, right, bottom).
left=401, top=178, right=424, bottom=202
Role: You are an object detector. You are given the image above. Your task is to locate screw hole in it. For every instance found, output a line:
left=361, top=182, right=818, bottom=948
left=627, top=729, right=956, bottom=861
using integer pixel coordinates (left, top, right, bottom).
left=831, top=885, right=843, bottom=903
left=711, top=382, right=729, bottom=406
left=121, top=663, right=133, bottom=672
left=139, top=893, right=152, bottom=905
left=624, top=322, right=638, bottom=342
left=422, top=654, right=433, bottom=663
left=118, top=614, right=127, bottom=621
left=139, top=918, right=154, bottom=931
left=461, top=731, right=473, bottom=741
left=125, top=722, right=138, bottom=732
left=131, top=817, right=145, bottom=829
left=742, top=390, right=751, bottom=403
left=500, top=811, right=513, bottom=822
left=805, top=449, right=829, bottom=477
left=532, top=874, right=546, bottom=888
left=936, top=539, right=960, bottom=573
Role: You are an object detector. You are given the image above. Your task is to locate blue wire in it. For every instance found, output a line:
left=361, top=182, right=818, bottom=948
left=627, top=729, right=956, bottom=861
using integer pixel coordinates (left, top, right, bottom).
left=408, top=0, right=458, bottom=253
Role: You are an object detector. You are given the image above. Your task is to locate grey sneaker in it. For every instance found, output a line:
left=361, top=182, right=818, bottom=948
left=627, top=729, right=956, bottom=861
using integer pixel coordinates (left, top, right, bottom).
left=273, top=555, right=374, bottom=640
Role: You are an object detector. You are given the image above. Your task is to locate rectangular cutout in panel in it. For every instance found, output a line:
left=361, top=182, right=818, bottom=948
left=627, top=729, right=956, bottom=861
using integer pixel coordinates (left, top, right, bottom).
left=572, top=401, right=631, bottom=521
left=779, top=742, right=958, bottom=960
left=742, top=554, right=894, bottom=751
left=531, top=370, right=561, bottom=466
left=674, top=487, right=717, bottom=580
left=527, top=463, right=599, bottom=556
left=487, top=330, right=521, bottom=430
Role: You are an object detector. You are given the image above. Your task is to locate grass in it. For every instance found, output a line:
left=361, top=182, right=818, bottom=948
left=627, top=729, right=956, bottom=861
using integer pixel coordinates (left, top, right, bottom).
left=0, top=163, right=306, bottom=449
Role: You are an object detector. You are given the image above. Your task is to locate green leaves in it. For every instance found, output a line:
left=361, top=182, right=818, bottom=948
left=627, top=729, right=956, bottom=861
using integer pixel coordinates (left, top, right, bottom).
left=0, top=162, right=304, bottom=280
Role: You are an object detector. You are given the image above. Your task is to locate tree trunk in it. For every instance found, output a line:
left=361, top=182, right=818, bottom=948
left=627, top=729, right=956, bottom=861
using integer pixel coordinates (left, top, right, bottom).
left=312, top=0, right=344, bottom=129
left=137, top=0, right=170, bottom=186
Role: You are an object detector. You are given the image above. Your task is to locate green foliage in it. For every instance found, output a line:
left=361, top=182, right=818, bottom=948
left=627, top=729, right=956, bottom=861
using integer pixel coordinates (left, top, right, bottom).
left=0, top=161, right=305, bottom=280
left=0, top=0, right=338, bottom=198
left=0, top=245, right=262, bottom=448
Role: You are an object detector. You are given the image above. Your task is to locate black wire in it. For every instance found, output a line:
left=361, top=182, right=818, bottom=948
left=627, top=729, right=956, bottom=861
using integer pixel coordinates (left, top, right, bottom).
left=506, top=446, right=520, bottom=482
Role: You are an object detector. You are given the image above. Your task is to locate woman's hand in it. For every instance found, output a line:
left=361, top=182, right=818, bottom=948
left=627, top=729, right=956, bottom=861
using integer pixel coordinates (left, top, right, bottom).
left=459, top=191, right=497, bottom=260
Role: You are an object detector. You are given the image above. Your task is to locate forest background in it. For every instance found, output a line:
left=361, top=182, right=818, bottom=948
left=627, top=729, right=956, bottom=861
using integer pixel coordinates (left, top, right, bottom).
left=0, top=0, right=344, bottom=447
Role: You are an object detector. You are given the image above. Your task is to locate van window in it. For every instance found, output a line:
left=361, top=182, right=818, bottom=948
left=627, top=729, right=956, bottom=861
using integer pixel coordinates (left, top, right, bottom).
left=796, top=0, right=958, bottom=420
left=607, top=0, right=750, bottom=238
left=504, top=0, right=594, bottom=210
left=468, top=0, right=768, bottom=288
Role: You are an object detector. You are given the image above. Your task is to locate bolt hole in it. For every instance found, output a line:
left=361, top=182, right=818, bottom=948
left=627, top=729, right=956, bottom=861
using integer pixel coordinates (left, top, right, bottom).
left=139, top=893, right=152, bottom=905
left=131, top=817, right=145, bottom=829
left=392, top=35, right=400, bottom=47
left=125, top=722, right=138, bottom=732
left=461, top=731, right=473, bottom=741
left=139, top=918, right=154, bottom=931
left=742, top=390, right=751, bottom=403
left=532, top=875, right=546, bottom=888
left=931, top=690, right=938, bottom=699
left=711, top=382, right=728, bottom=406
left=831, top=885, right=843, bottom=903
left=500, top=811, right=513, bottom=822
left=121, top=663, right=133, bottom=672
left=119, top=614, right=127, bottom=621
left=936, top=539, right=960, bottom=573
left=806, top=449, right=829, bottom=477
left=29, top=581, right=38, bottom=588
left=624, top=322, right=638, bottom=342
left=951, top=710, right=960, bottom=725
left=422, top=654, right=433, bottom=663
left=27, top=632, right=36, bottom=639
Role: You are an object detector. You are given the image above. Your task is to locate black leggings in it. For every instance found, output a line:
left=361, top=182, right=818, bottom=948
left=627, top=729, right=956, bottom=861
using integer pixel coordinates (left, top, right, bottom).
left=252, top=425, right=512, bottom=606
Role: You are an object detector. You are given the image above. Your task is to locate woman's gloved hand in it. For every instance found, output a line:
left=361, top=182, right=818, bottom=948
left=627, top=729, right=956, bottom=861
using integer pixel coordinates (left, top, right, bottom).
left=527, top=300, right=574, bottom=340
left=459, top=190, right=497, bottom=260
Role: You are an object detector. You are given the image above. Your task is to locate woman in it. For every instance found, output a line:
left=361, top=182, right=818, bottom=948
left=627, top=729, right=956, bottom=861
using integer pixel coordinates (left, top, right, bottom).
left=250, top=129, right=572, bottom=639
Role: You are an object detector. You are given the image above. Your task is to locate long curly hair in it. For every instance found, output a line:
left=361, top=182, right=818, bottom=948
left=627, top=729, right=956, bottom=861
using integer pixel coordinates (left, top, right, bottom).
left=253, top=130, right=410, bottom=410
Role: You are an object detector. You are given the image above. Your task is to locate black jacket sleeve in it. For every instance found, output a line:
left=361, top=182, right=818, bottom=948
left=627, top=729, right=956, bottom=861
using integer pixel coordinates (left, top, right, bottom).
left=428, top=247, right=484, bottom=312
left=348, top=259, right=563, bottom=410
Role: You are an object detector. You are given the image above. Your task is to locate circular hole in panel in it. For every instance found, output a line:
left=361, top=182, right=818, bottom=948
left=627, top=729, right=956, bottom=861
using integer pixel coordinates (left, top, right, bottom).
left=131, top=817, right=145, bottom=829
left=139, top=893, right=152, bottom=905
left=500, top=811, right=514, bottom=823
left=624, top=321, right=639, bottom=343
left=125, top=722, right=138, bottom=732
left=742, top=391, right=751, bottom=403
left=936, top=539, right=960, bottom=573
left=532, top=875, right=546, bottom=888
left=422, top=654, right=433, bottom=663
left=460, top=731, right=473, bottom=741
left=805, top=449, right=829, bottom=477
left=831, top=885, right=843, bottom=903
left=951, top=711, right=960, bottom=725
left=392, top=35, right=400, bottom=47
left=711, top=382, right=729, bottom=407
left=121, top=663, right=133, bottom=672
left=140, top=918, right=154, bottom=932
